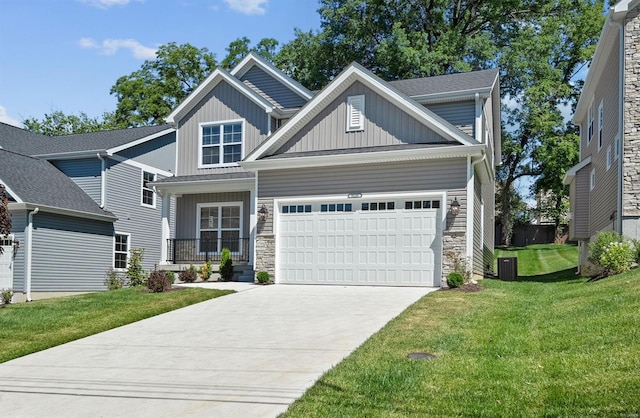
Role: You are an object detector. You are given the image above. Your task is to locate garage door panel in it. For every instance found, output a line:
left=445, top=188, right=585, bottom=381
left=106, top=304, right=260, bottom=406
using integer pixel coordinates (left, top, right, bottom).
left=278, top=201, right=441, bottom=286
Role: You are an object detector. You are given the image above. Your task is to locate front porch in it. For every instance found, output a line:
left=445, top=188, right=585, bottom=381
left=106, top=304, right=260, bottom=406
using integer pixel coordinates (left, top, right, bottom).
left=166, top=237, right=251, bottom=263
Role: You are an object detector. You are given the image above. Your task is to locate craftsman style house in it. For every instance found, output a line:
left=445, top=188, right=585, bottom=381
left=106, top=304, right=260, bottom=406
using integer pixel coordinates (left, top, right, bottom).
left=564, top=0, right=640, bottom=271
left=153, top=53, right=501, bottom=286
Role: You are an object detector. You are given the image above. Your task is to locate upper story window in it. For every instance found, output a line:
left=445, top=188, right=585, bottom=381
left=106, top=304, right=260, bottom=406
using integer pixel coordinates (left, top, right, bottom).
left=590, top=168, right=596, bottom=191
left=346, top=95, right=365, bottom=132
left=598, top=100, right=604, bottom=150
left=142, top=171, right=155, bottom=207
left=606, top=145, right=612, bottom=171
left=587, top=100, right=594, bottom=144
left=614, top=134, right=620, bottom=160
left=200, top=120, right=243, bottom=167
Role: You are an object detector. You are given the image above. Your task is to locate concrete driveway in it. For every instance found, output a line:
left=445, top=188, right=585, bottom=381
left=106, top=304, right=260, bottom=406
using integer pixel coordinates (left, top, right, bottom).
left=0, top=284, right=435, bottom=417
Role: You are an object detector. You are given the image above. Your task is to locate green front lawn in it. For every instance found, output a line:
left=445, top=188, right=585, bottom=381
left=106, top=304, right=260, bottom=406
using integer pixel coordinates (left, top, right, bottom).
left=281, top=244, right=640, bottom=417
left=0, top=287, right=232, bottom=363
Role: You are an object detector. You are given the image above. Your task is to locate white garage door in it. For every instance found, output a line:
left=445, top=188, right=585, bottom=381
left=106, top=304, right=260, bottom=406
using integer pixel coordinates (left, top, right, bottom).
left=278, top=198, right=442, bottom=286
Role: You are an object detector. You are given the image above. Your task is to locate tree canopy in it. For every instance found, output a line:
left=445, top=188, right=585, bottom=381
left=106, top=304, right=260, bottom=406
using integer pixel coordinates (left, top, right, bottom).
left=0, top=184, right=11, bottom=255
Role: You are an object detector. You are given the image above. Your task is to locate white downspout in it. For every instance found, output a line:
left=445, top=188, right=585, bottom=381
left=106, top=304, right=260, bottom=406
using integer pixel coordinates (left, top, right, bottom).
left=160, top=193, right=170, bottom=264
left=25, top=207, right=39, bottom=302
left=474, top=92, right=483, bottom=143
left=97, top=153, right=106, bottom=208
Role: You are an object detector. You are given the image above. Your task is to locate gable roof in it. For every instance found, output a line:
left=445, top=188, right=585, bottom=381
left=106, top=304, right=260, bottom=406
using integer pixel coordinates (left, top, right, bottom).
left=244, top=62, right=478, bottom=162
left=166, top=67, right=275, bottom=124
left=230, top=52, right=313, bottom=103
left=0, top=122, right=174, bottom=159
left=0, top=149, right=115, bottom=221
left=389, top=69, right=499, bottom=102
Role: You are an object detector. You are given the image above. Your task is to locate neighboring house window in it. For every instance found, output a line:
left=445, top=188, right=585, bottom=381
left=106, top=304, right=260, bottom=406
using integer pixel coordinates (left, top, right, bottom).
left=200, top=121, right=243, bottom=167
left=197, top=203, right=242, bottom=254
left=142, top=171, right=155, bottom=207
left=598, top=100, right=604, bottom=150
left=606, top=145, right=612, bottom=170
left=114, top=233, right=130, bottom=269
left=587, top=101, right=594, bottom=144
left=614, top=134, right=620, bottom=160
left=346, top=95, right=365, bottom=131
left=590, top=169, right=596, bottom=191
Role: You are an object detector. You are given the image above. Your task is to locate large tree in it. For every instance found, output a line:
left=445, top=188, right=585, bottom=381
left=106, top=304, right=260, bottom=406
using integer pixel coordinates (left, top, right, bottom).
left=110, top=42, right=218, bottom=127
left=0, top=184, right=11, bottom=255
left=23, top=110, right=118, bottom=136
left=221, top=36, right=279, bottom=69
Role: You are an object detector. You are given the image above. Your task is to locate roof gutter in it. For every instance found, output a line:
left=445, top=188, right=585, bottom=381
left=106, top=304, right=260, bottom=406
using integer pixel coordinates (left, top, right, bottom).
left=32, top=149, right=107, bottom=160
left=9, top=202, right=117, bottom=222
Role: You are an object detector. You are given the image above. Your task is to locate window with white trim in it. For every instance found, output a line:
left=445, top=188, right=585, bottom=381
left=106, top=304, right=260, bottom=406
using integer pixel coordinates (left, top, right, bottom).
left=587, top=100, right=594, bottom=144
left=346, top=95, right=365, bottom=131
left=361, top=202, right=394, bottom=211
left=197, top=203, right=242, bottom=254
left=606, top=145, right=612, bottom=170
left=142, top=171, right=155, bottom=207
left=114, top=233, right=129, bottom=269
left=405, top=200, right=441, bottom=209
left=614, top=134, right=620, bottom=160
left=590, top=169, right=596, bottom=191
left=598, top=100, right=604, bottom=150
left=200, top=121, right=243, bottom=167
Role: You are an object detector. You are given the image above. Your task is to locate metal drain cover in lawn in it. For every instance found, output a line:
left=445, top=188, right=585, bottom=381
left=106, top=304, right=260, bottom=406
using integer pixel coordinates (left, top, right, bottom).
left=407, top=352, right=437, bottom=360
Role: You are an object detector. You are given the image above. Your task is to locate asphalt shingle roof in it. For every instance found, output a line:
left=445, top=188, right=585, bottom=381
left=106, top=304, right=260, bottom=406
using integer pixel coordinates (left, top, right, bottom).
left=0, top=148, right=115, bottom=219
left=389, top=69, right=499, bottom=97
left=0, top=122, right=172, bottom=157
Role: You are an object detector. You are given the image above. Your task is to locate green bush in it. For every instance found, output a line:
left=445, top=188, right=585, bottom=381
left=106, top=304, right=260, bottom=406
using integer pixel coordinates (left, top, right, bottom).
left=199, top=261, right=212, bottom=281
left=256, top=271, right=270, bottom=284
left=179, top=265, right=198, bottom=283
left=1, top=288, right=13, bottom=305
left=599, top=241, right=633, bottom=276
left=104, top=268, right=125, bottom=290
left=446, top=272, right=464, bottom=288
left=165, top=270, right=176, bottom=284
left=219, top=248, right=234, bottom=281
left=588, top=231, right=625, bottom=266
left=147, top=271, right=172, bottom=293
left=126, top=248, right=148, bottom=287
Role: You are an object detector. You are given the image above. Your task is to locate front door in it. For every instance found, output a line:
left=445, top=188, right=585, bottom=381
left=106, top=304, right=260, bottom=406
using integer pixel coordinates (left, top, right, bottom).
left=0, top=235, right=14, bottom=291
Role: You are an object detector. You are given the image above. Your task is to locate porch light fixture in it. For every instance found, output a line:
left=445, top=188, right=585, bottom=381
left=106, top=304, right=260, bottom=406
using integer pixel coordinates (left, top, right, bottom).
left=13, top=240, right=19, bottom=249
left=450, top=199, right=461, bottom=216
left=258, top=204, right=269, bottom=221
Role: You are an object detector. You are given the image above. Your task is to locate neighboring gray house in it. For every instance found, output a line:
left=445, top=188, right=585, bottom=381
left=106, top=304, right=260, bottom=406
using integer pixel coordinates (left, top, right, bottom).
left=154, top=52, right=501, bottom=287
left=564, top=0, right=640, bottom=272
left=0, top=122, right=176, bottom=300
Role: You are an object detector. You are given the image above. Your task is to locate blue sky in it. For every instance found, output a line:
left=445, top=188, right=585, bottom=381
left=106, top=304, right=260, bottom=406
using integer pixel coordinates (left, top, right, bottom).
left=0, top=0, right=321, bottom=127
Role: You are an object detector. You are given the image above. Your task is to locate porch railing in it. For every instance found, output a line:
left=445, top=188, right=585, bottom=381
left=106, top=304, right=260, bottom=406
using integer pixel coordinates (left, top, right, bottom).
left=167, top=238, right=250, bottom=263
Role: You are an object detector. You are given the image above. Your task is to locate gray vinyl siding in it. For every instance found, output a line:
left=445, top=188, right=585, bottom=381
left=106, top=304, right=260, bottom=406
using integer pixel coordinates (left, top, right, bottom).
left=258, top=159, right=468, bottom=234
left=277, top=81, right=456, bottom=155
left=426, top=101, right=475, bottom=137
left=176, top=80, right=269, bottom=176
left=105, top=160, right=164, bottom=270
left=170, top=195, right=177, bottom=240
left=30, top=212, right=113, bottom=292
left=482, top=181, right=495, bottom=270
left=175, top=192, right=251, bottom=239
left=473, top=176, right=482, bottom=274
left=115, top=131, right=176, bottom=174
left=573, top=168, right=591, bottom=239
left=9, top=210, right=27, bottom=292
left=240, top=66, right=307, bottom=109
left=52, top=158, right=102, bottom=204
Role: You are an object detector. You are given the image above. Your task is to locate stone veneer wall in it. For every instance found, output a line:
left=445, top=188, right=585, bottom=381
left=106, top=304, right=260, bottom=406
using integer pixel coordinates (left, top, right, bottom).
left=255, top=199, right=275, bottom=280
left=623, top=6, right=640, bottom=216
left=442, top=231, right=467, bottom=287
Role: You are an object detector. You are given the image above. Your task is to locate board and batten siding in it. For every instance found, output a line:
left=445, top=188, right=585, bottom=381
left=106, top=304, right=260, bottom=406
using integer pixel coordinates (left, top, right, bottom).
left=31, top=212, right=113, bottom=292
left=573, top=167, right=591, bottom=239
left=240, top=66, right=307, bottom=109
left=258, top=159, right=468, bottom=235
left=176, top=80, right=269, bottom=176
left=426, top=101, right=475, bottom=137
left=276, top=81, right=457, bottom=155
left=52, top=158, right=102, bottom=204
left=105, top=160, right=164, bottom=270
left=175, top=192, right=251, bottom=239
left=9, top=210, right=27, bottom=292
left=482, top=181, right=495, bottom=270
left=115, top=131, right=176, bottom=174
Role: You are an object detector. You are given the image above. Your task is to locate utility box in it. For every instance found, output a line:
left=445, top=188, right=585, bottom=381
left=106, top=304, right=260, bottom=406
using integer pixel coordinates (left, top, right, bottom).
left=497, top=257, right=518, bottom=281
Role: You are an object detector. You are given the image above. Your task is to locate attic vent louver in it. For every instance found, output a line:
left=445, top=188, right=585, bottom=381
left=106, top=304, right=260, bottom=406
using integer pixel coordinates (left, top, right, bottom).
left=347, top=95, right=365, bottom=131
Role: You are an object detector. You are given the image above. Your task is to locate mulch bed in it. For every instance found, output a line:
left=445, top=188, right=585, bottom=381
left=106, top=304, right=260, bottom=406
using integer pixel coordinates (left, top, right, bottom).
left=446, top=283, right=485, bottom=292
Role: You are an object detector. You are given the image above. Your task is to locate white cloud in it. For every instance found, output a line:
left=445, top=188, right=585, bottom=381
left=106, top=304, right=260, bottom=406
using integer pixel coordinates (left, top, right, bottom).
left=78, top=38, right=157, bottom=60
left=223, top=0, right=267, bottom=15
left=79, top=0, right=142, bottom=9
left=0, top=106, right=22, bottom=128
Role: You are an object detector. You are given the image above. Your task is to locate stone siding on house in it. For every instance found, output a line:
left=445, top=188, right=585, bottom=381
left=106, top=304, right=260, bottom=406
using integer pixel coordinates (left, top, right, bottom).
left=623, top=6, right=640, bottom=216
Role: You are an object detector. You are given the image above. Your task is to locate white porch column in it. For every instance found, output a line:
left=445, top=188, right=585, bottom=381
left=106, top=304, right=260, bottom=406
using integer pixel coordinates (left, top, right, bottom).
left=249, top=178, right=257, bottom=266
left=160, top=194, right=171, bottom=264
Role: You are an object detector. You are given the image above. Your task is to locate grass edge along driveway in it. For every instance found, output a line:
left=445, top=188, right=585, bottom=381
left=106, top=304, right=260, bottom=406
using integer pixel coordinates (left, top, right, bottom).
left=0, top=287, right=233, bottom=364
left=281, top=244, right=640, bottom=417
